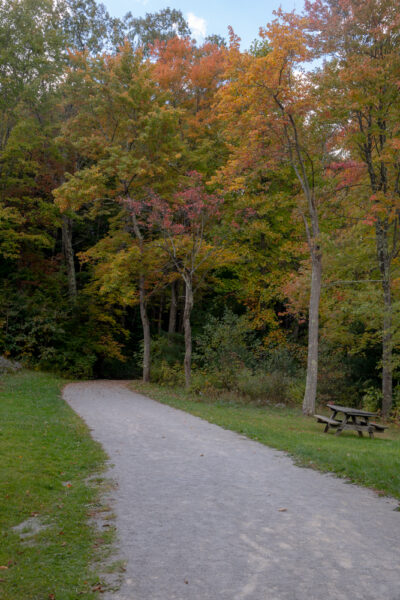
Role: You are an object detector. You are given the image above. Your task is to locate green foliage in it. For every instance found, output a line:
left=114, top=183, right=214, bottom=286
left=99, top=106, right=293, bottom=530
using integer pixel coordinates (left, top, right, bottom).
left=0, top=284, right=127, bottom=378
left=124, top=7, right=190, bottom=53
left=362, top=385, right=383, bottom=414
left=151, top=360, right=185, bottom=387
left=194, top=309, right=258, bottom=373
left=147, top=333, right=185, bottom=386
left=191, top=310, right=304, bottom=403
left=249, top=37, right=271, bottom=57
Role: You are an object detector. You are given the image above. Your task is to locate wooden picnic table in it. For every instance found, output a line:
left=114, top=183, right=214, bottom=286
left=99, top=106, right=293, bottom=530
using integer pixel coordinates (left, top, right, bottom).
left=315, top=404, right=388, bottom=438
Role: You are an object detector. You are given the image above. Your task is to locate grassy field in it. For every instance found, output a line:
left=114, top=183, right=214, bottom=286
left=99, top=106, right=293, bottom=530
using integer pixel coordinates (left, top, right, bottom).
left=132, top=381, right=400, bottom=502
left=0, top=370, right=112, bottom=599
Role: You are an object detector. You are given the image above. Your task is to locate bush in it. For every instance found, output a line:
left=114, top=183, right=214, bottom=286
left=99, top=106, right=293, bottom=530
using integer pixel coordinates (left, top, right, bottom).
left=0, top=288, right=126, bottom=379
left=194, top=309, right=259, bottom=373
left=189, top=310, right=305, bottom=405
left=361, top=384, right=383, bottom=413
left=151, top=360, right=185, bottom=387
left=189, top=366, right=303, bottom=406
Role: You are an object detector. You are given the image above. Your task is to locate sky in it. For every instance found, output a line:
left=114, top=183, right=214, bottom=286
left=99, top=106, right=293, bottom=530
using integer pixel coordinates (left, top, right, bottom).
left=101, top=0, right=305, bottom=49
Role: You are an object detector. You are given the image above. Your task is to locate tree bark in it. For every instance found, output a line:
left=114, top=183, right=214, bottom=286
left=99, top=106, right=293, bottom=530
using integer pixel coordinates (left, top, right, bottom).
left=302, top=251, right=322, bottom=416
left=61, top=214, right=77, bottom=300
left=376, top=220, right=393, bottom=418
left=168, top=280, right=178, bottom=335
left=382, top=277, right=392, bottom=419
left=183, top=277, right=194, bottom=388
left=139, top=274, right=151, bottom=382
left=130, top=209, right=151, bottom=382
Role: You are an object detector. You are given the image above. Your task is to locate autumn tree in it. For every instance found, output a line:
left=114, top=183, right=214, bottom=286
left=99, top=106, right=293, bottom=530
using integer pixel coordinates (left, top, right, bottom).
left=307, top=0, right=400, bottom=417
left=151, top=35, right=226, bottom=175
left=215, top=15, right=335, bottom=414
left=54, top=42, right=183, bottom=381
left=134, top=173, right=227, bottom=387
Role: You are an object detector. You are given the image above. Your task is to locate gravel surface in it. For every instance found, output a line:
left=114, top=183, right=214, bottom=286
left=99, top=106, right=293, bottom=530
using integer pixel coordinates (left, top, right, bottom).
left=64, top=381, right=400, bottom=600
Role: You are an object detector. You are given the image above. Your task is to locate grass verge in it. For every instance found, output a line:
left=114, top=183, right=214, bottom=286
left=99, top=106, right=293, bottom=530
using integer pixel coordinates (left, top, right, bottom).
left=132, top=381, right=400, bottom=502
left=0, top=370, right=112, bottom=599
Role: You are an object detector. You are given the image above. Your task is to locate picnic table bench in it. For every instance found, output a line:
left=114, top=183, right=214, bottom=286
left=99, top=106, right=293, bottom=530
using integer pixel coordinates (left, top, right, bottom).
left=315, top=404, right=388, bottom=438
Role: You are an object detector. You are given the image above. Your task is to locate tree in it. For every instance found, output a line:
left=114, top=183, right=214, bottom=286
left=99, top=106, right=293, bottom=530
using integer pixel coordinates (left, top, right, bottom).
left=215, top=16, right=334, bottom=414
left=123, top=8, right=190, bottom=56
left=307, top=0, right=400, bottom=417
left=54, top=42, right=183, bottom=381
left=133, top=173, right=227, bottom=387
left=62, top=0, right=121, bottom=53
left=151, top=35, right=226, bottom=175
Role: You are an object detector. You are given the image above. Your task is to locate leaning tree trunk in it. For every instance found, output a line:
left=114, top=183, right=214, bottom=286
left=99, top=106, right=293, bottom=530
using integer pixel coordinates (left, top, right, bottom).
left=139, top=275, right=151, bottom=383
left=302, top=250, right=322, bottom=416
left=130, top=209, right=151, bottom=383
left=61, top=214, right=77, bottom=301
left=183, top=277, right=194, bottom=389
left=168, top=280, right=178, bottom=335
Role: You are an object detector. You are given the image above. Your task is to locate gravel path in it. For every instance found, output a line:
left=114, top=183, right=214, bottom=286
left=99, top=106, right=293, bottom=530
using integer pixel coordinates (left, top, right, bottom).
left=64, top=381, right=400, bottom=600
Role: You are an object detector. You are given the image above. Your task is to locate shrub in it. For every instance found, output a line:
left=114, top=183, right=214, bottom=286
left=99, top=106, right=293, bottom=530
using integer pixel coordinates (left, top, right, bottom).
left=361, top=384, right=383, bottom=413
left=194, top=309, right=258, bottom=373
left=151, top=360, right=185, bottom=387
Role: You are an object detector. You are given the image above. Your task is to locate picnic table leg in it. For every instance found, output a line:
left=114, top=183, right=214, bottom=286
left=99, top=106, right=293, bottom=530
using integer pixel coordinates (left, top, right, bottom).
left=335, top=412, right=348, bottom=436
left=368, top=427, right=374, bottom=439
left=362, top=418, right=375, bottom=439
left=353, top=415, right=364, bottom=437
left=324, top=410, right=337, bottom=433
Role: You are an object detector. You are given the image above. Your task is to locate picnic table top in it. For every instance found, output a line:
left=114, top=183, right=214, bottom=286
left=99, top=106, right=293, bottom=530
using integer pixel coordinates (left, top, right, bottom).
left=327, top=404, right=377, bottom=417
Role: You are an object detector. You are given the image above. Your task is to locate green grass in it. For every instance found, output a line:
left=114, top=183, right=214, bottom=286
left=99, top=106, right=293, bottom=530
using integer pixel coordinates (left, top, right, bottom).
left=132, top=381, right=400, bottom=501
left=0, top=370, right=111, bottom=599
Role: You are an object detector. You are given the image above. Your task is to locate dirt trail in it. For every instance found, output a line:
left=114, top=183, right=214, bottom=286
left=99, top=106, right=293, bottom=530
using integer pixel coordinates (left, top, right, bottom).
left=64, top=381, right=400, bottom=600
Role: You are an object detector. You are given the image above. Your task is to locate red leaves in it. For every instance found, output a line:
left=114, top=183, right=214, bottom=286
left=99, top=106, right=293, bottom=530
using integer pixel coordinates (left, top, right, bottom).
left=122, top=172, right=223, bottom=238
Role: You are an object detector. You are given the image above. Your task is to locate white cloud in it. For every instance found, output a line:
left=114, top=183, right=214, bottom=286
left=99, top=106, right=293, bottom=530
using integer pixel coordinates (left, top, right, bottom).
left=187, top=12, right=207, bottom=40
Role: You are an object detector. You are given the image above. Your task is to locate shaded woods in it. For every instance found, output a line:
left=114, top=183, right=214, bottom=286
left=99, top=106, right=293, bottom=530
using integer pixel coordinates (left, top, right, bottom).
left=2, top=0, right=400, bottom=418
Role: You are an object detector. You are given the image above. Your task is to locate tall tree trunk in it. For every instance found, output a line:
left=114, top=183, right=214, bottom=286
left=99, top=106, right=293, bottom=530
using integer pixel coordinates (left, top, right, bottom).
left=183, top=277, right=194, bottom=388
left=61, top=214, right=77, bottom=300
left=376, top=220, right=393, bottom=418
left=302, top=251, right=322, bottom=416
left=382, top=277, right=392, bottom=419
left=139, top=275, right=151, bottom=383
left=168, top=280, right=178, bottom=335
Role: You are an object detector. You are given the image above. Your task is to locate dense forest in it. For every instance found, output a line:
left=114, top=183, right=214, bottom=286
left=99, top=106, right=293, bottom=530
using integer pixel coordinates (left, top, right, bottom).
left=1, top=0, right=400, bottom=417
